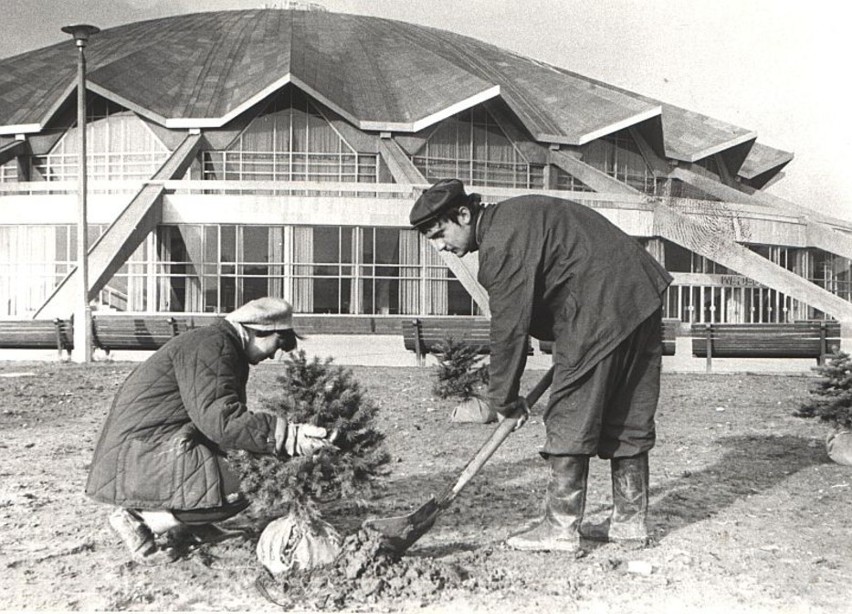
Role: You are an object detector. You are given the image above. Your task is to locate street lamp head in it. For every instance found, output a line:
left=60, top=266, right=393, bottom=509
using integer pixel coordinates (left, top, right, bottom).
left=61, top=24, right=100, bottom=47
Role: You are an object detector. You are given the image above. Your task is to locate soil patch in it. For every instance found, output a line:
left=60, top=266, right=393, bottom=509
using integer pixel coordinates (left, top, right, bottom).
left=1, top=361, right=851, bottom=612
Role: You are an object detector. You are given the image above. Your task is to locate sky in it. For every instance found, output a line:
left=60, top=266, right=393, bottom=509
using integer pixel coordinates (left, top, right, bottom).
left=2, top=0, right=850, bottom=221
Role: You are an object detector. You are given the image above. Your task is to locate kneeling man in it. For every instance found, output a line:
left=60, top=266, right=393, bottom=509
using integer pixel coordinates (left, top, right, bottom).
left=86, top=297, right=335, bottom=563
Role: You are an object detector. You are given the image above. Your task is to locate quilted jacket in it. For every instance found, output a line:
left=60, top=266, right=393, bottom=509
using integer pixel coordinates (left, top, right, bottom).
left=85, top=319, right=278, bottom=511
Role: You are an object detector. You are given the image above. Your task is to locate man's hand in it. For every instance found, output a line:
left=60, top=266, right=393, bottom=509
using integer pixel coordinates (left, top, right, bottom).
left=498, top=398, right=530, bottom=432
left=277, top=422, right=339, bottom=457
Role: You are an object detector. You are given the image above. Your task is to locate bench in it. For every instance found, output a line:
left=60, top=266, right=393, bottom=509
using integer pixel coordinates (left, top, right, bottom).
left=538, top=317, right=680, bottom=356
left=690, top=321, right=840, bottom=372
left=401, top=317, right=535, bottom=366
left=0, top=318, right=73, bottom=358
left=402, top=317, right=490, bottom=365
left=173, top=314, right=222, bottom=331
left=173, top=314, right=391, bottom=335
left=92, top=315, right=184, bottom=353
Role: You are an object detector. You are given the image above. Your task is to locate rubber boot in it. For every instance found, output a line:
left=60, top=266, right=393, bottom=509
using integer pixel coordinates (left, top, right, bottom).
left=581, top=452, right=650, bottom=547
left=506, top=455, right=588, bottom=552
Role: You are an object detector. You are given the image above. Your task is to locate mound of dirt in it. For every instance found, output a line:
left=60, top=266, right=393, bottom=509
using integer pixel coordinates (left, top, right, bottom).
left=255, top=526, right=514, bottom=610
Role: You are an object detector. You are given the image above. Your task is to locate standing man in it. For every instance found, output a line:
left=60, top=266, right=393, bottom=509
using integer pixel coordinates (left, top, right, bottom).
left=86, top=297, right=336, bottom=564
left=410, top=179, right=672, bottom=552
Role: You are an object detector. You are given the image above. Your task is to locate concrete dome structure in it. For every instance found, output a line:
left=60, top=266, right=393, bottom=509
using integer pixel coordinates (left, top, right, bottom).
left=0, top=10, right=780, bottom=169
left=0, top=7, right=850, bottom=331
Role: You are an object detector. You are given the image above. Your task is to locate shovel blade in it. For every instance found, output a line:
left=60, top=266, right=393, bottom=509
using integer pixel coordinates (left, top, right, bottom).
left=362, top=495, right=443, bottom=555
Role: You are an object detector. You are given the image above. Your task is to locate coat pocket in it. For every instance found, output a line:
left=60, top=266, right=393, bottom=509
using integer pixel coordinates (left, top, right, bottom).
left=170, top=424, right=231, bottom=510
left=119, top=438, right=175, bottom=506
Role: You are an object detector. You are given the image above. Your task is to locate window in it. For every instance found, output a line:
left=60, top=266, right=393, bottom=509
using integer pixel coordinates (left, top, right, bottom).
left=362, top=228, right=401, bottom=315
left=580, top=130, right=656, bottom=194
left=149, top=223, right=479, bottom=316
left=0, top=160, right=17, bottom=183
left=202, top=86, right=382, bottom=183
left=0, top=223, right=145, bottom=316
left=411, top=106, right=545, bottom=189
left=31, top=96, right=169, bottom=182
left=553, top=166, right=595, bottom=192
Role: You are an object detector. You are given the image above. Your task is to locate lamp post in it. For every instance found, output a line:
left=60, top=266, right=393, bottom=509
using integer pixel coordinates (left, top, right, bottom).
left=61, top=24, right=99, bottom=363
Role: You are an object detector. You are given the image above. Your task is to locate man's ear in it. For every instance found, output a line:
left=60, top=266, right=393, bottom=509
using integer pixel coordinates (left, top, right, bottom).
left=458, top=206, right=473, bottom=226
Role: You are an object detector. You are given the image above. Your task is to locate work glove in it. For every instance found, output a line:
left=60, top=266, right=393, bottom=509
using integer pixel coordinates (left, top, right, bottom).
left=274, top=420, right=338, bottom=457
left=498, top=397, right=530, bottom=432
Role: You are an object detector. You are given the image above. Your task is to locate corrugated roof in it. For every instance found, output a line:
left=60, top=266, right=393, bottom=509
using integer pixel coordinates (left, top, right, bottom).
left=384, top=21, right=660, bottom=144
left=738, top=141, right=794, bottom=180
left=0, top=7, right=771, bottom=164
left=0, top=8, right=660, bottom=142
left=657, top=103, right=756, bottom=163
left=557, top=67, right=760, bottom=164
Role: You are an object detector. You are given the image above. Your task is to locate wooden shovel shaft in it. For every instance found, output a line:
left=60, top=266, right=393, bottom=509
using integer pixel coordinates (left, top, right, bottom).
left=438, top=366, right=555, bottom=506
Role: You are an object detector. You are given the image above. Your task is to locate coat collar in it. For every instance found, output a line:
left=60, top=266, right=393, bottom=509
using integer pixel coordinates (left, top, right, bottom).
left=223, top=319, right=251, bottom=351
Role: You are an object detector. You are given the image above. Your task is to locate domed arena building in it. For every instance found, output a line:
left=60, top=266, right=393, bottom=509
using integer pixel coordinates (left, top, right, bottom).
left=2, top=7, right=852, bottom=342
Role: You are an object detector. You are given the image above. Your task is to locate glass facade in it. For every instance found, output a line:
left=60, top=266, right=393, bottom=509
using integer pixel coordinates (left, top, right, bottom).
left=1, top=220, right=836, bottom=321
left=411, top=106, right=545, bottom=188
left=153, top=224, right=478, bottom=316
left=581, top=129, right=659, bottom=194
left=31, top=97, right=170, bottom=182
left=200, top=87, right=383, bottom=183
left=0, top=89, right=845, bottom=323
left=553, top=166, right=595, bottom=192
left=657, top=239, right=821, bottom=324
left=578, top=129, right=721, bottom=201
left=0, top=223, right=148, bottom=316
left=0, top=160, right=17, bottom=183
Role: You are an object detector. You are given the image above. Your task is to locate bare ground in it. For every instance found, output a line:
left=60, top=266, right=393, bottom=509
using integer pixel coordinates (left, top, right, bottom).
left=1, top=360, right=850, bottom=613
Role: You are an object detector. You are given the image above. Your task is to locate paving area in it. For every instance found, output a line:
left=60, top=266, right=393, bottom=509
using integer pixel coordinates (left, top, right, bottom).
left=0, top=334, right=821, bottom=375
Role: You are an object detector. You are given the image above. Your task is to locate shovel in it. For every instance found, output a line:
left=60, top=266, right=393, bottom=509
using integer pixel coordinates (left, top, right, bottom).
left=364, top=365, right=555, bottom=555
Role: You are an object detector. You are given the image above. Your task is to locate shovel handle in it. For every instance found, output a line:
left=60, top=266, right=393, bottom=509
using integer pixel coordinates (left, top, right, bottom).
left=438, top=365, right=555, bottom=506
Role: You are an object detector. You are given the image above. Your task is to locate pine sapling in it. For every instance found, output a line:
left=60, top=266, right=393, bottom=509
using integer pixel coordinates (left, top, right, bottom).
left=795, top=350, right=852, bottom=430
left=232, top=350, right=389, bottom=515
left=432, top=336, right=489, bottom=401
left=230, top=351, right=390, bottom=573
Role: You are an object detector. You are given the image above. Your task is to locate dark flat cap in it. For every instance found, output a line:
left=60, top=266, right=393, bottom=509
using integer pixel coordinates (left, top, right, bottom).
left=409, top=178, right=469, bottom=228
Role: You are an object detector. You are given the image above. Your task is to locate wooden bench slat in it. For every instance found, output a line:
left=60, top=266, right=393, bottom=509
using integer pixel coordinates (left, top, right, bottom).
left=92, top=315, right=181, bottom=352
left=0, top=319, right=73, bottom=354
left=690, top=321, right=840, bottom=365
left=402, top=318, right=492, bottom=355
left=402, top=318, right=537, bottom=366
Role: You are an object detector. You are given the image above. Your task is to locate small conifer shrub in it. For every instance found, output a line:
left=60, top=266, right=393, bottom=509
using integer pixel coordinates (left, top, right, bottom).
left=230, top=350, right=390, bottom=517
left=432, top=336, right=489, bottom=400
left=795, top=350, right=852, bottom=430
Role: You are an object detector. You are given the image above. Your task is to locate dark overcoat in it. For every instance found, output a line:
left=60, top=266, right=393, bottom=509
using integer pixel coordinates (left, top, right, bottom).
left=85, top=320, right=277, bottom=511
left=476, top=195, right=673, bottom=415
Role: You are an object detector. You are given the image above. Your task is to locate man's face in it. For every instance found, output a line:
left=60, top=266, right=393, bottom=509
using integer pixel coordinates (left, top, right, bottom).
left=422, top=207, right=475, bottom=257
left=245, top=330, right=296, bottom=364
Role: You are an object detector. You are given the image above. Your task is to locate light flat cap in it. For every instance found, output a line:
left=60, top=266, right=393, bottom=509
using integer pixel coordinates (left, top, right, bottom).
left=226, top=297, right=294, bottom=331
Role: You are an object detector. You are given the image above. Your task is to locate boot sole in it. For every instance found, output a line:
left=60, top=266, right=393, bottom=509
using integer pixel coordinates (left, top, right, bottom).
left=506, top=537, right=581, bottom=552
left=579, top=534, right=650, bottom=549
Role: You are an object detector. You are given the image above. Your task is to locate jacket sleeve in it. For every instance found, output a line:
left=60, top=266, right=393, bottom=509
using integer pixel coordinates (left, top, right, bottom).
left=479, top=244, right=536, bottom=416
left=173, top=332, right=278, bottom=454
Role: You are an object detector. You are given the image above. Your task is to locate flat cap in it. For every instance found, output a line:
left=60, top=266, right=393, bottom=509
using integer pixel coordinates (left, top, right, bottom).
left=226, top=297, right=294, bottom=331
left=409, top=178, right=470, bottom=228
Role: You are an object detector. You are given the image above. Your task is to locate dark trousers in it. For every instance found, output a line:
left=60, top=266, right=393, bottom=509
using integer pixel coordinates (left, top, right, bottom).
left=542, top=309, right=662, bottom=458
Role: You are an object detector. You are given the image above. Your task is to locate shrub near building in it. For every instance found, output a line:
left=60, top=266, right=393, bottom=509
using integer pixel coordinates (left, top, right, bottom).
left=795, top=351, right=852, bottom=465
